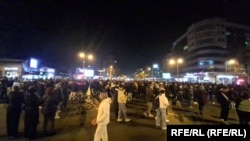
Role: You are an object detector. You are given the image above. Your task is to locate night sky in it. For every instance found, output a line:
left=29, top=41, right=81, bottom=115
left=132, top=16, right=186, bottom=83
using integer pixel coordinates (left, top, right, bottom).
left=1, top=0, right=250, bottom=75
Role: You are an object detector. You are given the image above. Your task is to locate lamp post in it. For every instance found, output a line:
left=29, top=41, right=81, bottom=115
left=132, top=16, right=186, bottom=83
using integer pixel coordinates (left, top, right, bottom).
left=147, top=67, right=151, bottom=78
left=79, top=52, right=93, bottom=74
left=169, top=58, right=183, bottom=80
left=152, top=64, right=159, bottom=79
left=109, top=65, right=113, bottom=79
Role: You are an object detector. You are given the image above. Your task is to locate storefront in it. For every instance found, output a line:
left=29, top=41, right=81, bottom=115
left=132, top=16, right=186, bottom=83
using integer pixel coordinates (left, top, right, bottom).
left=39, top=67, right=55, bottom=79
left=21, top=58, right=55, bottom=80
left=0, top=58, right=56, bottom=80
left=0, top=59, right=23, bottom=79
left=182, top=72, right=248, bottom=85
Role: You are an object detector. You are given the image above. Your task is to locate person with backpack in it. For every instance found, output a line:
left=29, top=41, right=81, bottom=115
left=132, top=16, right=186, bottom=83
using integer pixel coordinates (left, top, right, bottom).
left=155, top=88, right=169, bottom=130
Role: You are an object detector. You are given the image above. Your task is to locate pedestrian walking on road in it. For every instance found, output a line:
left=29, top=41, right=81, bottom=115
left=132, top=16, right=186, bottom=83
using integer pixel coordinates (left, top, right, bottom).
left=196, top=85, right=208, bottom=115
left=144, top=83, right=154, bottom=118
left=110, top=82, right=119, bottom=118
left=117, top=84, right=131, bottom=122
left=217, top=86, right=230, bottom=125
left=23, top=86, right=40, bottom=140
left=155, top=88, right=169, bottom=130
left=41, top=83, right=59, bottom=136
left=6, top=85, right=24, bottom=139
left=93, top=92, right=112, bottom=141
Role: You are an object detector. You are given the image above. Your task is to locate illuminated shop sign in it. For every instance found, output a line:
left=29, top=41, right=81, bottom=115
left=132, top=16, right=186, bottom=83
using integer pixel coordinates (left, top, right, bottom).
left=84, top=69, right=94, bottom=77
left=40, top=68, right=55, bottom=73
left=4, top=67, right=18, bottom=70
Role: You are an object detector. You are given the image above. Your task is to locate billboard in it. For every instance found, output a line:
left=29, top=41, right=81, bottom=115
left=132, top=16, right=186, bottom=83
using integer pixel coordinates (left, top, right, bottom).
left=162, top=73, right=171, bottom=79
left=84, top=69, right=94, bottom=77
left=29, top=58, right=38, bottom=68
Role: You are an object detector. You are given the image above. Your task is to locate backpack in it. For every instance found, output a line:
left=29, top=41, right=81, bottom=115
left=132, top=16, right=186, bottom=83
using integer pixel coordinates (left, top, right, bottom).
left=153, top=95, right=160, bottom=109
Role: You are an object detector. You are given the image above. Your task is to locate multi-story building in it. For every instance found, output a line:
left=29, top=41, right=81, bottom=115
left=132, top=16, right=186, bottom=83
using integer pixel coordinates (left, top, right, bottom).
left=167, top=18, right=250, bottom=84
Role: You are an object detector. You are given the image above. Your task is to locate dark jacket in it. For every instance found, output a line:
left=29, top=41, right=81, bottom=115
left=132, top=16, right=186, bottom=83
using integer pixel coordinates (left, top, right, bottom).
left=217, top=92, right=230, bottom=107
left=41, top=87, right=59, bottom=114
left=145, top=86, right=154, bottom=102
left=7, top=90, right=24, bottom=111
left=197, top=89, right=208, bottom=104
left=24, top=92, right=40, bottom=124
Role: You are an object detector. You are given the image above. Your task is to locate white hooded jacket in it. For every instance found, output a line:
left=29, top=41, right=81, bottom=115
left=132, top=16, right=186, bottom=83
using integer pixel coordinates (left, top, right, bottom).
left=159, top=93, right=169, bottom=109
left=96, top=97, right=112, bottom=125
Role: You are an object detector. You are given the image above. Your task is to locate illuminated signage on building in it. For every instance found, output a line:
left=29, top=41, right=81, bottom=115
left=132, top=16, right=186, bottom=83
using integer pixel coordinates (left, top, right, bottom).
left=30, top=58, right=38, bottom=68
left=4, top=67, right=18, bottom=70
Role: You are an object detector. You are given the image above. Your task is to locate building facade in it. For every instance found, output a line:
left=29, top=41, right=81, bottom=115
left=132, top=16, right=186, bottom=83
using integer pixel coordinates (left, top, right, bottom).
left=0, top=58, right=55, bottom=80
left=0, top=59, right=23, bottom=79
left=167, top=18, right=250, bottom=84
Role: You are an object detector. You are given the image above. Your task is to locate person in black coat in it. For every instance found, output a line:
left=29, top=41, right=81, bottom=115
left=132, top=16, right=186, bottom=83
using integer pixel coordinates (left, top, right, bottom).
left=24, top=86, right=40, bottom=140
left=41, top=85, right=59, bottom=136
left=217, top=86, right=230, bottom=124
left=6, top=86, right=24, bottom=139
left=110, top=83, right=119, bottom=118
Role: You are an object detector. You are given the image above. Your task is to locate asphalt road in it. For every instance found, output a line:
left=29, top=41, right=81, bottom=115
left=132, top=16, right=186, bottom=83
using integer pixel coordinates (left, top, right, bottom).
left=0, top=98, right=239, bottom=141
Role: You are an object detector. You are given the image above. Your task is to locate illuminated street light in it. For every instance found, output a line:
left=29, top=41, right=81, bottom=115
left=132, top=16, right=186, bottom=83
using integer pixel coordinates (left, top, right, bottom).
left=226, top=59, right=237, bottom=73
left=169, top=58, right=183, bottom=79
left=109, top=65, right=113, bottom=79
left=79, top=52, right=93, bottom=72
left=228, top=59, right=236, bottom=65
left=147, top=67, right=151, bottom=78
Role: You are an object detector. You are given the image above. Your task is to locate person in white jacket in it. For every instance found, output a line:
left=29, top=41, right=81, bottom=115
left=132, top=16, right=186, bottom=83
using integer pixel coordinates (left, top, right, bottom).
left=117, top=85, right=131, bottom=122
left=155, top=88, right=169, bottom=130
left=93, top=92, right=112, bottom=141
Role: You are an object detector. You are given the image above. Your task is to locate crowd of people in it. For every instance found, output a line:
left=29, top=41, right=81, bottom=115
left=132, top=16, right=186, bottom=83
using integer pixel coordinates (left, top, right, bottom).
left=0, top=77, right=250, bottom=140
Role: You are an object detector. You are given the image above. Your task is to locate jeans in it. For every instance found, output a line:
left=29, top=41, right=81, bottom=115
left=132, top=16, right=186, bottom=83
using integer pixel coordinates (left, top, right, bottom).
left=220, top=104, right=230, bottom=121
left=155, top=108, right=166, bottom=129
left=94, top=124, right=108, bottom=141
left=198, top=102, right=205, bottom=114
left=43, top=112, right=56, bottom=133
left=118, top=103, right=127, bottom=119
left=127, top=93, right=132, bottom=100
left=188, top=95, right=194, bottom=106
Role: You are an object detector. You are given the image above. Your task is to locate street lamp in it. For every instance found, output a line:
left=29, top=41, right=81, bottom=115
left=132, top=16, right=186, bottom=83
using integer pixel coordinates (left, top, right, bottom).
left=79, top=52, right=93, bottom=72
left=226, top=59, right=237, bottom=73
left=109, top=65, right=113, bottom=79
left=169, top=58, right=183, bottom=79
left=152, top=64, right=159, bottom=78
left=147, top=67, right=151, bottom=78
